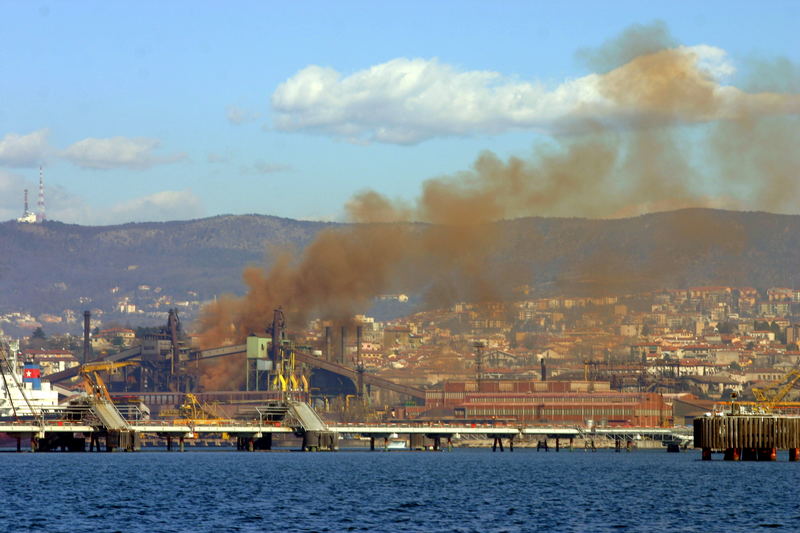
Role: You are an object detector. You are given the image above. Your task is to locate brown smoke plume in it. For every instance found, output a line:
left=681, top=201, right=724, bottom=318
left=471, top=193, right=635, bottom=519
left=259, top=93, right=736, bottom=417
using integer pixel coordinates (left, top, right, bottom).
left=197, top=22, right=800, bottom=388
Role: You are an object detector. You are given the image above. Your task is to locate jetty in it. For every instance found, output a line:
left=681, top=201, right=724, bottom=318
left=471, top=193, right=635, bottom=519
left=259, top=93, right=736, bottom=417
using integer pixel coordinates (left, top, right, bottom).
left=694, top=412, right=800, bottom=461
left=0, top=394, right=691, bottom=452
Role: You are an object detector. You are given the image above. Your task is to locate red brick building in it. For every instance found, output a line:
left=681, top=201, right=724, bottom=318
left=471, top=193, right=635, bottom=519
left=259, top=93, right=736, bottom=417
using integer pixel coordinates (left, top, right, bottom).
left=426, top=380, right=671, bottom=427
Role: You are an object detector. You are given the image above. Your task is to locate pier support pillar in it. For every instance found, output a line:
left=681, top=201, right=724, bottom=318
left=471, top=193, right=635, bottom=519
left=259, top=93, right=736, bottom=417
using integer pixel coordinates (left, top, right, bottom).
left=757, top=447, right=777, bottom=461
left=615, top=440, right=621, bottom=453
left=447, top=437, right=453, bottom=451
left=790, top=448, right=799, bottom=462
left=179, top=436, right=185, bottom=452
left=167, top=436, right=172, bottom=452
left=626, top=440, right=632, bottom=452
left=509, top=437, right=513, bottom=452
left=569, top=437, right=574, bottom=451
left=723, top=448, right=741, bottom=461
left=492, top=437, right=504, bottom=452
left=742, top=448, right=757, bottom=461
left=327, top=432, right=339, bottom=451
left=701, top=447, right=712, bottom=461
left=15, top=436, right=21, bottom=453
left=255, top=434, right=273, bottom=450
left=302, top=431, right=321, bottom=451
left=370, top=437, right=375, bottom=451
left=555, top=438, right=560, bottom=452
left=433, top=437, right=441, bottom=451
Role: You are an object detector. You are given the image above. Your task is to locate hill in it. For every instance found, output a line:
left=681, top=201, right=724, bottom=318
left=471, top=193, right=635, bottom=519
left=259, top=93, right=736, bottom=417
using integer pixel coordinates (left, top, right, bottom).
left=0, top=214, right=337, bottom=315
left=2, top=208, right=799, bottom=320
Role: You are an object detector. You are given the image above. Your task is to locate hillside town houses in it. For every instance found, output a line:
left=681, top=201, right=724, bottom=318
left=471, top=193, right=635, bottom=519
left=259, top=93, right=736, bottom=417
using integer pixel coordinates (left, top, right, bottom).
left=5, top=285, right=800, bottom=424
left=314, top=286, right=800, bottom=406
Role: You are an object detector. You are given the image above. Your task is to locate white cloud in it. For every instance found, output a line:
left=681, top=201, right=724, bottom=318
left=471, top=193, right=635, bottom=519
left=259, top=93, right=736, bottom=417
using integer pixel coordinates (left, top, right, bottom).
left=1, top=169, right=203, bottom=224
left=100, top=190, right=205, bottom=223
left=0, top=129, right=51, bottom=167
left=690, top=45, right=736, bottom=80
left=226, top=105, right=260, bottom=125
left=271, top=47, right=797, bottom=144
left=61, top=137, right=186, bottom=170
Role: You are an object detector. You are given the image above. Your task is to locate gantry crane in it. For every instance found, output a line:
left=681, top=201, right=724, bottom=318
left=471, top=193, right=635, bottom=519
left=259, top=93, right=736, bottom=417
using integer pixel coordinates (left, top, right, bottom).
left=175, top=393, right=228, bottom=425
left=751, top=369, right=800, bottom=410
left=79, top=361, right=139, bottom=403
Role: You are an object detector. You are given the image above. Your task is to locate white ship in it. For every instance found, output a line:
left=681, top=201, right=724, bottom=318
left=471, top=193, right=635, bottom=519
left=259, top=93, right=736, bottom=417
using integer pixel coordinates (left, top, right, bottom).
left=386, top=438, right=407, bottom=450
left=0, top=338, right=62, bottom=419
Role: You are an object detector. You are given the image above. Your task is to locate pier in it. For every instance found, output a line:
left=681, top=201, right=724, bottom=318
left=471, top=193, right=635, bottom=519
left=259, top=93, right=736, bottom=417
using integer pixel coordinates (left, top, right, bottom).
left=694, top=414, right=800, bottom=461
left=0, top=396, right=691, bottom=452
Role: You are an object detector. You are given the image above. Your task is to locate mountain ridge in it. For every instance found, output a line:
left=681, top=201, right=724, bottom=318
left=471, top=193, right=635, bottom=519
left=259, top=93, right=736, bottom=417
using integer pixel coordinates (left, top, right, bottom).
left=2, top=208, right=799, bottom=317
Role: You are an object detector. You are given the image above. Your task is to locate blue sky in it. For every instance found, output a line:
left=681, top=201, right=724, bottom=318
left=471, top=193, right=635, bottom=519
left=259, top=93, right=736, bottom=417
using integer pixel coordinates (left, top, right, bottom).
left=1, top=1, right=798, bottom=224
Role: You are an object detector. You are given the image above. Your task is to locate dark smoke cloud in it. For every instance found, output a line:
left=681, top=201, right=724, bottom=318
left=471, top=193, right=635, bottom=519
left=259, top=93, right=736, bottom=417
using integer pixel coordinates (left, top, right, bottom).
left=576, top=20, right=675, bottom=73
left=197, top=23, right=800, bottom=388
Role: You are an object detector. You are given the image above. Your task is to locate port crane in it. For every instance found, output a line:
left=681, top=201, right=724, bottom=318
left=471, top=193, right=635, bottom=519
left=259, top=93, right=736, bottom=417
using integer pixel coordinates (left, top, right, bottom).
left=175, top=392, right=228, bottom=425
left=79, top=361, right=139, bottom=403
left=751, top=369, right=800, bottom=410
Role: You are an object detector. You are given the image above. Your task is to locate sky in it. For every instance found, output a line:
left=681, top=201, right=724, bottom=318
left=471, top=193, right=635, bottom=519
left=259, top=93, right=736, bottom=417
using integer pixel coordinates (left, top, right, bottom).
left=0, top=0, right=798, bottom=225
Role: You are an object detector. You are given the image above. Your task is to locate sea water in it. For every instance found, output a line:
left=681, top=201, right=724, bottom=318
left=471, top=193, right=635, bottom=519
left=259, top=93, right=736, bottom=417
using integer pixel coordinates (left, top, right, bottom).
left=2, top=448, right=797, bottom=532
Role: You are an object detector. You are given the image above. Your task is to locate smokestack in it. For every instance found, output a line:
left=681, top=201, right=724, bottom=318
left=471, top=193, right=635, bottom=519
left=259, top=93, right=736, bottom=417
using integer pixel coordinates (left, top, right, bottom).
left=474, top=341, right=484, bottom=391
left=83, top=311, right=92, bottom=364
left=324, top=326, right=332, bottom=361
left=340, top=326, right=346, bottom=365
left=168, top=309, right=180, bottom=375
left=271, top=308, right=285, bottom=362
left=356, top=325, right=363, bottom=367
left=541, top=357, right=547, bottom=382
left=356, top=324, right=365, bottom=399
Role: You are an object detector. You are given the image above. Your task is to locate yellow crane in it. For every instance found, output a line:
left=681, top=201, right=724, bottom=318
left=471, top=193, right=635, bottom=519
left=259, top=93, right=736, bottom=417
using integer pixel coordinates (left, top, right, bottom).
left=79, top=361, right=138, bottom=403
left=175, top=393, right=228, bottom=425
left=751, top=369, right=800, bottom=410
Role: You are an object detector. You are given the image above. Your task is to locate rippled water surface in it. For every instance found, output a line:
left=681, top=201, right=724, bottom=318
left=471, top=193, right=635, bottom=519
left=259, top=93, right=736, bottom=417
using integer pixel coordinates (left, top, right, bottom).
left=1, top=448, right=798, bottom=532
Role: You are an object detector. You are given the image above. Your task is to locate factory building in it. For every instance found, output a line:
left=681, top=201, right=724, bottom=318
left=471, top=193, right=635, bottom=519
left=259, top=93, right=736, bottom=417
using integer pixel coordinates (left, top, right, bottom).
left=426, top=380, right=671, bottom=427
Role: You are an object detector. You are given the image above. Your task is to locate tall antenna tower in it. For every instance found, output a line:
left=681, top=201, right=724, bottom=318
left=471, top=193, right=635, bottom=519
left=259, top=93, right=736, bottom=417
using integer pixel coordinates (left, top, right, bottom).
left=17, top=188, right=36, bottom=223
left=36, top=166, right=46, bottom=223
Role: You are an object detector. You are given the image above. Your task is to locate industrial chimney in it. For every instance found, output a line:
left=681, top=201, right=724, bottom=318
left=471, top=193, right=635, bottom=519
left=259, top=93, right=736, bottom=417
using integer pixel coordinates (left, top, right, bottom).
left=339, top=326, right=346, bottom=365
left=324, top=326, right=332, bottom=362
left=83, top=311, right=92, bottom=364
left=356, top=325, right=363, bottom=367
left=473, top=341, right=484, bottom=391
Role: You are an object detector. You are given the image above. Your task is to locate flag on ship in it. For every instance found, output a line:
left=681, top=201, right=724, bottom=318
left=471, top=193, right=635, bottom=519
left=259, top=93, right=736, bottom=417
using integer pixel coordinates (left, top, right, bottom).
left=22, top=363, right=42, bottom=389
